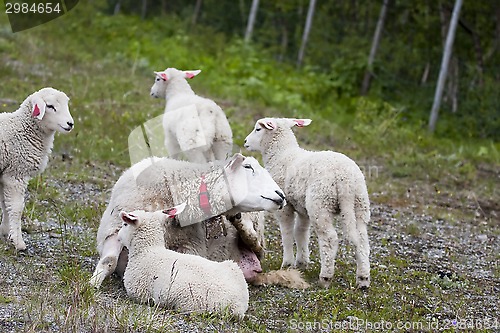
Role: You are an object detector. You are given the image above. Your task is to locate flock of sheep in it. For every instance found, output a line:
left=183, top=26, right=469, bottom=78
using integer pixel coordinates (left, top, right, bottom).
left=0, top=68, right=371, bottom=317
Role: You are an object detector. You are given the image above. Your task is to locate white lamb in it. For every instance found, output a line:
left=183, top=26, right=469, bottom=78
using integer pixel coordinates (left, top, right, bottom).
left=90, top=153, right=286, bottom=288
left=244, top=118, right=371, bottom=289
left=117, top=206, right=249, bottom=317
left=0, top=87, right=74, bottom=250
left=150, top=68, right=233, bottom=163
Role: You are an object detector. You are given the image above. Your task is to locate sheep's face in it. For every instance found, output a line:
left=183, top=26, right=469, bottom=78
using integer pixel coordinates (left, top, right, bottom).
left=31, top=88, right=74, bottom=133
left=118, top=204, right=186, bottom=248
left=150, top=68, right=201, bottom=99
left=244, top=117, right=312, bottom=153
left=150, top=72, right=168, bottom=99
left=117, top=211, right=140, bottom=248
left=225, top=154, right=286, bottom=212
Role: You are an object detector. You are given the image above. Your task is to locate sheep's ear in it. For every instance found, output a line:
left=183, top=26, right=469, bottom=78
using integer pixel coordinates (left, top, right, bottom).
left=162, top=202, right=187, bottom=218
left=184, top=70, right=201, bottom=79
left=119, top=211, right=139, bottom=225
left=258, top=119, right=276, bottom=130
left=226, top=153, right=245, bottom=171
left=31, top=96, right=46, bottom=120
left=291, top=119, right=312, bottom=128
left=155, top=71, right=168, bottom=81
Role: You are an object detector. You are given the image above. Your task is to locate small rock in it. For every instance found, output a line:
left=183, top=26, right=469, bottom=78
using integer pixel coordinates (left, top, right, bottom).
left=477, top=234, right=488, bottom=242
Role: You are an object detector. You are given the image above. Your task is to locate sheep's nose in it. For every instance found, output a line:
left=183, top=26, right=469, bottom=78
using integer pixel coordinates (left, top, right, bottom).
left=67, top=121, right=74, bottom=128
left=275, top=190, right=286, bottom=208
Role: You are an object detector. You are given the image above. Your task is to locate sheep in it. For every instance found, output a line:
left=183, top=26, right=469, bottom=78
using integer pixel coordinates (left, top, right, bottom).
left=90, top=153, right=287, bottom=288
left=117, top=206, right=249, bottom=317
left=244, top=117, right=371, bottom=289
left=150, top=68, right=233, bottom=163
left=0, top=87, right=74, bottom=250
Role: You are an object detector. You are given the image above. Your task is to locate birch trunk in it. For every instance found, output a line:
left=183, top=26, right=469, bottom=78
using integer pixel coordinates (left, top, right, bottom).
left=429, top=0, right=463, bottom=132
left=297, top=0, right=317, bottom=67
left=361, top=0, right=389, bottom=95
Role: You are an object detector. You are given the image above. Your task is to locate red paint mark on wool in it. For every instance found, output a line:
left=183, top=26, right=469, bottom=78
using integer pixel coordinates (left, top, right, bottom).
left=32, top=104, right=40, bottom=118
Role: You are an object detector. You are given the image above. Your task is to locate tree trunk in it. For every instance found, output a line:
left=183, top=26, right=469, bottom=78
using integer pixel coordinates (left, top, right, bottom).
left=297, top=0, right=317, bottom=68
left=113, top=0, right=122, bottom=15
left=161, top=0, right=166, bottom=16
left=361, top=0, right=389, bottom=95
left=444, top=57, right=459, bottom=113
left=245, top=0, right=259, bottom=43
left=141, top=0, right=148, bottom=20
left=278, top=22, right=289, bottom=63
left=421, top=62, right=430, bottom=84
left=239, top=0, right=247, bottom=25
left=192, top=0, right=203, bottom=25
left=429, top=0, right=463, bottom=133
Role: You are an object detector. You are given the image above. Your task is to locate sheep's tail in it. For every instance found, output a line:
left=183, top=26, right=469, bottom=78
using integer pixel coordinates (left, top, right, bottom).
left=250, top=269, right=310, bottom=289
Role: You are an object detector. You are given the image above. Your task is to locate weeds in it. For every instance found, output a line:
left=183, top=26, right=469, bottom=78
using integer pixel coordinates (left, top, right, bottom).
left=0, top=4, right=498, bottom=333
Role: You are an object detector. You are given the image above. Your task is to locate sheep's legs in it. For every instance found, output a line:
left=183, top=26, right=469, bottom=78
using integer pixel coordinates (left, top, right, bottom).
left=164, top=134, right=182, bottom=159
left=212, top=140, right=232, bottom=161
left=354, top=205, right=371, bottom=289
left=90, top=234, right=122, bottom=288
left=1, top=179, right=27, bottom=250
left=184, top=149, right=208, bottom=163
left=294, top=213, right=311, bottom=269
left=311, top=210, right=338, bottom=288
left=0, top=184, right=8, bottom=238
left=275, top=207, right=296, bottom=268
left=229, top=213, right=263, bottom=257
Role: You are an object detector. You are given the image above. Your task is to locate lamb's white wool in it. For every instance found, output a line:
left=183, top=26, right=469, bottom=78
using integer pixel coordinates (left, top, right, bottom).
left=244, top=118, right=371, bottom=289
left=117, top=208, right=249, bottom=317
left=90, top=153, right=286, bottom=288
left=150, top=68, right=232, bottom=163
left=0, top=87, right=74, bottom=250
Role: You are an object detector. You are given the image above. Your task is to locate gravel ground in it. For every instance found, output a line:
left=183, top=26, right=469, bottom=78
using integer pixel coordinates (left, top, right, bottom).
left=0, top=164, right=498, bottom=332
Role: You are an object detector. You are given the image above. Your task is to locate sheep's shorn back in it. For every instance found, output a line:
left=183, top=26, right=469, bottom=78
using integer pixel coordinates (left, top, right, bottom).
left=244, top=117, right=371, bottom=289
left=0, top=87, right=73, bottom=250
left=149, top=68, right=233, bottom=163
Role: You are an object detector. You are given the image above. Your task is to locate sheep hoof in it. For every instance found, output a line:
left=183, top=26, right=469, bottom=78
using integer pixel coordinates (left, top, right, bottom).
left=294, top=260, right=309, bottom=271
left=281, top=262, right=293, bottom=270
left=9, top=235, right=26, bottom=251
left=357, top=276, right=370, bottom=290
left=318, top=276, right=332, bottom=288
left=15, top=243, right=27, bottom=251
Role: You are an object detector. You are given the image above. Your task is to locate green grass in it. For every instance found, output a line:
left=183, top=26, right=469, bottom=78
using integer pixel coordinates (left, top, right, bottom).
left=0, top=4, right=498, bottom=333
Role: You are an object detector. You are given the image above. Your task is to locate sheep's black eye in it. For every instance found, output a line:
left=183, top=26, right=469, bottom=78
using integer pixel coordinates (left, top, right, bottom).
left=156, top=77, right=161, bottom=82
left=255, top=128, right=262, bottom=132
left=47, top=105, right=56, bottom=111
left=243, top=164, right=255, bottom=173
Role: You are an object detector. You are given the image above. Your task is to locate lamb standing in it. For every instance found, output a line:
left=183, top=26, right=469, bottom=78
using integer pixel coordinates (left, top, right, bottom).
left=0, top=87, right=74, bottom=250
left=117, top=206, right=249, bottom=317
left=244, top=118, right=371, bottom=289
left=150, top=68, right=232, bottom=163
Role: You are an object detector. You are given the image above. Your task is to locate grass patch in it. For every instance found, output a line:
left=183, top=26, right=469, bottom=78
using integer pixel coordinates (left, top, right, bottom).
left=0, top=4, right=498, bottom=333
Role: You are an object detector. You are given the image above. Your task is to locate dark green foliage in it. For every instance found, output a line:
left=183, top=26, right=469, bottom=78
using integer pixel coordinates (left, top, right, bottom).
left=106, top=0, right=500, bottom=140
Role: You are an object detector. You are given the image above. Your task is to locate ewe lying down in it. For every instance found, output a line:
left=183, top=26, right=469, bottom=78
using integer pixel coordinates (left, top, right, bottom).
left=91, top=153, right=286, bottom=288
left=117, top=206, right=249, bottom=317
left=0, top=87, right=74, bottom=250
left=245, top=118, right=371, bottom=289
